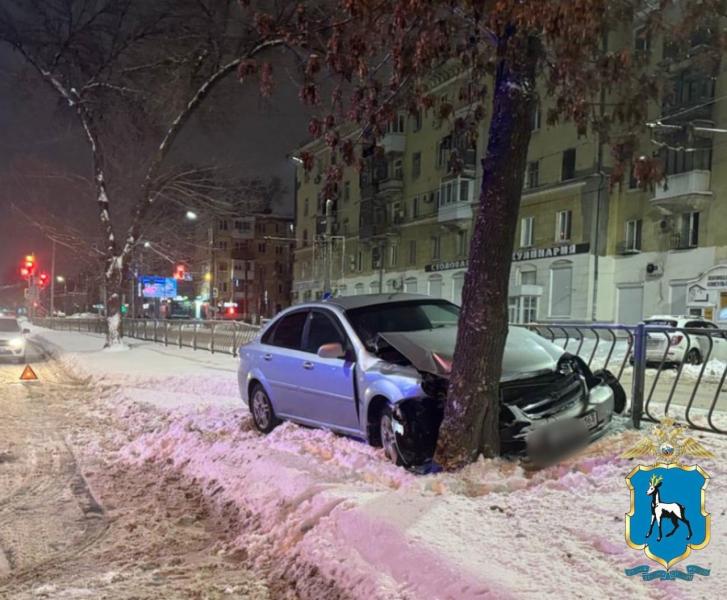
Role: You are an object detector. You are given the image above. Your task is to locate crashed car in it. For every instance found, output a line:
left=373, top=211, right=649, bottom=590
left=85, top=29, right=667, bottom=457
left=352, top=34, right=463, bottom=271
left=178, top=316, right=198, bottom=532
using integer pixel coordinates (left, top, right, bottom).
left=237, top=294, right=625, bottom=468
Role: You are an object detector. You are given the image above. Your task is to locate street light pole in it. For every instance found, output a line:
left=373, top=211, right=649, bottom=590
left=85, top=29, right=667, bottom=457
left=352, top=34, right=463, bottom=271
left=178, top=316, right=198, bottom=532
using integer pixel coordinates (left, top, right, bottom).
left=323, top=198, right=333, bottom=295
left=50, top=238, right=56, bottom=317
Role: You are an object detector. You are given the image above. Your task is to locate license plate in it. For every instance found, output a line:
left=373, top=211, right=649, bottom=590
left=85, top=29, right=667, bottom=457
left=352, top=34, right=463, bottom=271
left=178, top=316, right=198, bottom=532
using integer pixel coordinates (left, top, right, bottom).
left=583, top=411, right=598, bottom=429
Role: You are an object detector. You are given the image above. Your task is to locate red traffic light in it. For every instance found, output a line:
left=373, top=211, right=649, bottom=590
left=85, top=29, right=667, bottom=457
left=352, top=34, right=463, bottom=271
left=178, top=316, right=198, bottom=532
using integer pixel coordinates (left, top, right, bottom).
left=38, top=272, right=49, bottom=287
left=20, top=254, right=36, bottom=279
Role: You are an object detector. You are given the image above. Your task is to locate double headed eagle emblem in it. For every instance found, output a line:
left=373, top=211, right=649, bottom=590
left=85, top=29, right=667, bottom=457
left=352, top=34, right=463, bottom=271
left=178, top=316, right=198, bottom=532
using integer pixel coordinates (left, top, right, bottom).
left=622, top=417, right=714, bottom=464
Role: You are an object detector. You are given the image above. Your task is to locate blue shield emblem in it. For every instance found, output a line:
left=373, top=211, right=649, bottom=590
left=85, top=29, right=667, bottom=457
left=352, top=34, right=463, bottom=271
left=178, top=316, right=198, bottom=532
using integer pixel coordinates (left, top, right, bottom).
left=626, top=464, right=710, bottom=569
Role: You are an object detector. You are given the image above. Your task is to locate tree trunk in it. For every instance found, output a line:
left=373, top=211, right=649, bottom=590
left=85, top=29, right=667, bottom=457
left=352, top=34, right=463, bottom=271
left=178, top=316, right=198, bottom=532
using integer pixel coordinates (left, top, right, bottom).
left=104, top=256, right=125, bottom=347
left=434, top=34, right=539, bottom=470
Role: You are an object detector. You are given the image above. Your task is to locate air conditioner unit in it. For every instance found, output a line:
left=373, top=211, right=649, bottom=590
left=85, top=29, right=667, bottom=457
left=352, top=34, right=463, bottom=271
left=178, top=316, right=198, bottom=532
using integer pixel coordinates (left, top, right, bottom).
left=646, top=262, right=663, bottom=277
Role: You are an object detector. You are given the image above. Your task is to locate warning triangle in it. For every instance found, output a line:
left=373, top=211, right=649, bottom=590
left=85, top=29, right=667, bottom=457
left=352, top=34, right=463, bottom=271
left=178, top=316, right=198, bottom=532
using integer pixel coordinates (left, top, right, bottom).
left=19, top=365, right=38, bottom=381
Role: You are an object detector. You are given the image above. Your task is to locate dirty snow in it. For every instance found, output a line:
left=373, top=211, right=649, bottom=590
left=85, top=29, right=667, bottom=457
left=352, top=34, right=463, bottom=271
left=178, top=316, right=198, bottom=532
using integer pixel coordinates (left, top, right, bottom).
left=25, top=327, right=727, bottom=599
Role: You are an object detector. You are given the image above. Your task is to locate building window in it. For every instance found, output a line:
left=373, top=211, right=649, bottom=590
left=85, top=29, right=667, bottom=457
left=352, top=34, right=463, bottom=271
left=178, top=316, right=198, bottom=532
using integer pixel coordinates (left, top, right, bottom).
left=520, top=216, right=534, bottom=248
left=412, top=196, right=419, bottom=218
left=625, top=219, right=642, bottom=251
left=218, top=262, right=228, bottom=272
left=405, top=277, right=418, bottom=293
left=457, top=230, right=468, bottom=256
left=218, top=240, right=228, bottom=250
left=234, top=220, right=242, bottom=231
left=370, top=281, right=380, bottom=294
left=408, top=240, right=417, bottom=265
left=387, top=113, right=406, bottom=134
left=304, top=198, right=309, bottom=216
left=634, top=26, right=651, bottom=52
left=343, top=182, right=350, bottom=202
left=372, top=246, right=381, bottom=269
left=431, top=236, right=441, bottom=260
left=355, top=283, right=365, bottom=295
left=258, top=243, right=266, bottom=253
left=302, top=229, right=308, bottom=247
left=219, top=219, right=229, bottom=231
left=531, top=104, right=541, bottom=131
left=525, top=161, right=539, bottom=189
left=561, top=148, right=576, bottom=181
left=555, top=210, right=572, bottom=242
left=437, top=135, right=452, bottom=169
left=520, top=268, right=537, bottom=285
left=412, top=109, right=422, bottom=132
left=550, top=262, right=573, bottom=317
left=412, top=152, right=421, bottom=178
left=393, top=158, right=403, bottom=179
left=389, top=244, right=398, bottom=267
left=221, top=282, right=228, bottom=293
left=428, top=275, right=443, bottom=298
left=681, top=212, right=700, bottom=248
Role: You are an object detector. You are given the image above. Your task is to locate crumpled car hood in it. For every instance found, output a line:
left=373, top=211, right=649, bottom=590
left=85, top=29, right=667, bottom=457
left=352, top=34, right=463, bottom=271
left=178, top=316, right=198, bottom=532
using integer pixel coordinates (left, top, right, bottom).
left=378, top=326, right=565, bottom=381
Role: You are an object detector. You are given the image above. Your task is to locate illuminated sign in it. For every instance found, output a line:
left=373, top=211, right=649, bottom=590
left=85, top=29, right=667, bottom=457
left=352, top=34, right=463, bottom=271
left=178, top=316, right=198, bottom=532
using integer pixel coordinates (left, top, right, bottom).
left=140, top=276, right=178, bottom=299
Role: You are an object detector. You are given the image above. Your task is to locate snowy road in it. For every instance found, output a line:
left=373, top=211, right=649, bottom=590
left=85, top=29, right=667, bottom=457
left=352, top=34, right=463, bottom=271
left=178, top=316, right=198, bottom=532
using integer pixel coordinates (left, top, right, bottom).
left=0, top=345, right=276, bottom=599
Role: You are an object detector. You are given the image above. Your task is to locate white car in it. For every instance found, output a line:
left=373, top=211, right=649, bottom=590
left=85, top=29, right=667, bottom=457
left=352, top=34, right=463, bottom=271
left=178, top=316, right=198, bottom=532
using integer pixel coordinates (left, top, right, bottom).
left=0, top=316, right=29, bottom=363
left=643, top=315, right=727, bottom=366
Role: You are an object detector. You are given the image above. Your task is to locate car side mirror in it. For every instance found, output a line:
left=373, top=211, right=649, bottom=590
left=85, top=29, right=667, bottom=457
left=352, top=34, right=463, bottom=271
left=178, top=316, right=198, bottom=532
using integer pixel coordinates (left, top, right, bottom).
left=317, top=342, right=346, bottom=359
left=22, top=328, right=30, bottom=335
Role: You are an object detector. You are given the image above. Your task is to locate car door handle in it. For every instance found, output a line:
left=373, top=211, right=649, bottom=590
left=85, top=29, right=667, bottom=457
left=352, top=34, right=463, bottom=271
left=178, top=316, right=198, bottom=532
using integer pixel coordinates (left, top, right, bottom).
left=263, top=353, right=273, bottom=361
left=302, top=361, right=314, bottom=370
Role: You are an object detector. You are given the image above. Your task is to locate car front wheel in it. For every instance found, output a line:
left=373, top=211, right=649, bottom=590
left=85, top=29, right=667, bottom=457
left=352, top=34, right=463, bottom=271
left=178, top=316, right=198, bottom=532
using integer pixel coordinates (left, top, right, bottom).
left=249, top=384, right=280, bottom=434
left=379, top=406, right=403, bottom=466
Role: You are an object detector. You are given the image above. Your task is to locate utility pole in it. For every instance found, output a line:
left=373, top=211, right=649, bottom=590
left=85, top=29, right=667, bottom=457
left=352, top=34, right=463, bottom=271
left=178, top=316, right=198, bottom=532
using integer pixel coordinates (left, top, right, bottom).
left=50, top=238, right=56, bottom=318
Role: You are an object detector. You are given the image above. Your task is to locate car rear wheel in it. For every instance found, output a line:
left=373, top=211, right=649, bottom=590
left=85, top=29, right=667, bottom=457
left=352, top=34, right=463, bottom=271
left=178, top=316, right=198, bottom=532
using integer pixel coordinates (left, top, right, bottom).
left=249, top=384, right=280, bottom=434
left=685, top=348, right=702, bottom=366
left=379, top=406, right=403, bottom=466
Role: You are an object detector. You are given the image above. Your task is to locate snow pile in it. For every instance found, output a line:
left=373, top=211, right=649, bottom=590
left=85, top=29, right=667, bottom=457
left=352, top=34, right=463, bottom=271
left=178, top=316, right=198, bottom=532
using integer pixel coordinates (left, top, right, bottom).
left=32, top=326, right=727, bottom=599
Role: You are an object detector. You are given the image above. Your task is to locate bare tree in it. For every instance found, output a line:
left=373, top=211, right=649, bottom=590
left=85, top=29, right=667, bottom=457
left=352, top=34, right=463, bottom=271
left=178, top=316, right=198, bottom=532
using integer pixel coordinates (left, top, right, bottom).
left=0, top=0, right=297, bottom=345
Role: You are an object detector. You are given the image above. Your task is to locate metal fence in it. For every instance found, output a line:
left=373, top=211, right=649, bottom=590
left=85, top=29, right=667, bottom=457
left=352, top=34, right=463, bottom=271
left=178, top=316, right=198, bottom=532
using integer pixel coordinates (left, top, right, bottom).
left=528, top=323, right=727, bottom=435
left=34, top=317, right=261, bottom=357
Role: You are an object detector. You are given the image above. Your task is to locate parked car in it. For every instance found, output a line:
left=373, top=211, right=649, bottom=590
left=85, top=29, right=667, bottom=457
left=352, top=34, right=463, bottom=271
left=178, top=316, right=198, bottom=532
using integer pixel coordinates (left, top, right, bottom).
left=237, top=294, right=624, bottom=469
left=0, top=316, right=30, bottom=364
left=641, top=315, right=727, bottom=366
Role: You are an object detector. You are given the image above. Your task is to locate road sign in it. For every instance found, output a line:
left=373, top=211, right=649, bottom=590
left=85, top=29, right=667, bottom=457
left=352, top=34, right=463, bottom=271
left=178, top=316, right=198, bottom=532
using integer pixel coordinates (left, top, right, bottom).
left=19, top=365, right=38, bottom=381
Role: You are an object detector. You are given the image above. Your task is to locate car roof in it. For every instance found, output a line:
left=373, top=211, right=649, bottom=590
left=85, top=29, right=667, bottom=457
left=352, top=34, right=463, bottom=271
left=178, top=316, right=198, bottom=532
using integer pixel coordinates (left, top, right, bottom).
left=315, top=293, right=441, bottom=311
left=645, top=315, right=709, bottom=323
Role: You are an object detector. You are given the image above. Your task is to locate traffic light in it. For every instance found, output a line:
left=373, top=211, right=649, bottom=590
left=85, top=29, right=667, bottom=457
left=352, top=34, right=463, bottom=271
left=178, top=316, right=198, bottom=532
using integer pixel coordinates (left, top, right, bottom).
left=38, top=272, right=49, bottom=288
left=20, top=254, right=36, bottom=279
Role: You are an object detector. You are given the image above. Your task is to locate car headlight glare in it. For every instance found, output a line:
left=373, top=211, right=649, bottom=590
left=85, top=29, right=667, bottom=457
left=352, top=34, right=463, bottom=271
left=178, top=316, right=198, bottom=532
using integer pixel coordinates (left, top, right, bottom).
left=8, top=337, right=25, bottom=349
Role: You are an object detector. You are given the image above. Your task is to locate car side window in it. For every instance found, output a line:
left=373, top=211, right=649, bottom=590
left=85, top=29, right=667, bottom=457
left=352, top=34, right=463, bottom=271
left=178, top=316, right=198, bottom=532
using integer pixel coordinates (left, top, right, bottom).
left=304, top=311, right=348, bottom=354
left=267, top=311, right=308, bottom=350
left=685, top=321, right=704, bottom=329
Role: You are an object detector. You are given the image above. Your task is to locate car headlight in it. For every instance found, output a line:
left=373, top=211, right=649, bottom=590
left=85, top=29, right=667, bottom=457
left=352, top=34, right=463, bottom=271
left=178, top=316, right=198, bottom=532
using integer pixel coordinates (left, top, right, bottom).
left=8, top=337, right=25, bottom=349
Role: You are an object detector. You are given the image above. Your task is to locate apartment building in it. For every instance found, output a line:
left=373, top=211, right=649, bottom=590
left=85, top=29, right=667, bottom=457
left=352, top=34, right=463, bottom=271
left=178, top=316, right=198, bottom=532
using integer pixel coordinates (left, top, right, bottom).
left=292, top=27, right=726, bottom=326
left=195, top=212, right=294, bottom=320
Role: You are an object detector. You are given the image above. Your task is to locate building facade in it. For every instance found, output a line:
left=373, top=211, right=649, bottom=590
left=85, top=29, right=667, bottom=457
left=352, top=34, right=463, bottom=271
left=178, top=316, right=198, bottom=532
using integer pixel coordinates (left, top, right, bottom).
left=292, top=27, right=726, bottom=326
left=194, top=212, right=294, bottom=320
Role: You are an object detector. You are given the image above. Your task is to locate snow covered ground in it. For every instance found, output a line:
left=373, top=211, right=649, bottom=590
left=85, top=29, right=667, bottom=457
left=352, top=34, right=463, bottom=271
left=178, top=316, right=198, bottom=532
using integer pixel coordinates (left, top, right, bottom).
left=28, top=327, right=727, bottom=599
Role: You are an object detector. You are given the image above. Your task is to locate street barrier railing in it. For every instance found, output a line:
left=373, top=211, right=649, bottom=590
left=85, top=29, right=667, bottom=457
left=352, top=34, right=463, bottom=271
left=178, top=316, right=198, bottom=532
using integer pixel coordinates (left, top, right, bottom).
left=34, top=317, right=261, bottom=358
left=526, top=322, right=727, bottom=434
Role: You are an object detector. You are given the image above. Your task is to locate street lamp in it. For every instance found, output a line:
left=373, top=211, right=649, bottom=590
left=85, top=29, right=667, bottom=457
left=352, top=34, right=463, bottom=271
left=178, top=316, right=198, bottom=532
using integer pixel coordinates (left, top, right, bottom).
left=186, top=210, right=198, bottom=221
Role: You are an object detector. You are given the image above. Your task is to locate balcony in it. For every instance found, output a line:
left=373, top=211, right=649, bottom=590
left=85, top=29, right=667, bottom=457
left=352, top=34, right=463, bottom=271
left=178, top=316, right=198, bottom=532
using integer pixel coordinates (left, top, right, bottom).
left=651, top=170, right=712, bottom=214
left=380, top=132, right=406, bottom=154
left=437, top=176, right=475, bottom=223
left=378, top=174, right=404, bottom=196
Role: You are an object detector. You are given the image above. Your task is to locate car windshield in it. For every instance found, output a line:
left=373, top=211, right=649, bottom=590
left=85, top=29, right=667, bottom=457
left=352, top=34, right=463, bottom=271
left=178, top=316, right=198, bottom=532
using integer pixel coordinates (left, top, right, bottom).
left=644, top=319, right=678, bottom=327
left=346, top=300, right=460, bottom=346
left=0, top=319, right=19, bottom=332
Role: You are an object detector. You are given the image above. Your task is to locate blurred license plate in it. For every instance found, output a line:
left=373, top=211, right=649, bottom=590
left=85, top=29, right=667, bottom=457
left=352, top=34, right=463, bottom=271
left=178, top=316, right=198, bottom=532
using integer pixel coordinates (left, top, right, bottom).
left=583, top=411, right=598, bottom=429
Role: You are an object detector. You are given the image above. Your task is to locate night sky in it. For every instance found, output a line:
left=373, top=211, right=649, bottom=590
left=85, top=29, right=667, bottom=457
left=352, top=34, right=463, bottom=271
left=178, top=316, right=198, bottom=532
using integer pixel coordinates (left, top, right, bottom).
left=0, top=45, right=310, bottom=289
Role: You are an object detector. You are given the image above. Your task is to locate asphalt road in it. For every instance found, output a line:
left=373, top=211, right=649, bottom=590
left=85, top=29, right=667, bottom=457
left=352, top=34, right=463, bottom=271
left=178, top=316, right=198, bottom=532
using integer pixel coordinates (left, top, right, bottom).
left=0, top=342, right=276, bottom=599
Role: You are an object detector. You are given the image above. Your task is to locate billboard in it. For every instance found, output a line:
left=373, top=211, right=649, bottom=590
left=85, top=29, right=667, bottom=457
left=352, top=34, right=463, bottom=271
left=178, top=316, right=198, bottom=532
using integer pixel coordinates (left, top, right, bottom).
left=139, top=276, right=177, bottom=299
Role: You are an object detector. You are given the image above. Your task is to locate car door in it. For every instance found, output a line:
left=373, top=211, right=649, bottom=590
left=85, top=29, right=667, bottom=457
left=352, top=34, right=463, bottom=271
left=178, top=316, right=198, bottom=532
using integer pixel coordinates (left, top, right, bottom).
left=703, top=321, right=727, bottom=361
left=297, top=309, right=359, bottom=432
left=259, top=310, right=309, bottom=417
